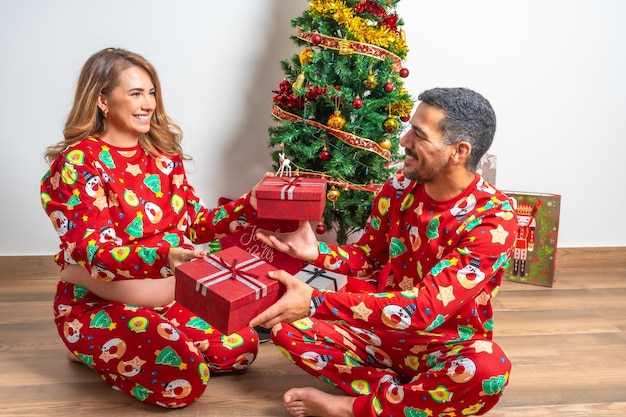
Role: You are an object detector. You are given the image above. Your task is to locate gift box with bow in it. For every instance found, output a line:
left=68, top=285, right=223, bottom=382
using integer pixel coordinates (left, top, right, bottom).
left=256, top=177, right=327, bottom=220
left=295, top=264, right=348, bottom=291
left=175, top=246, right=284, bottom=335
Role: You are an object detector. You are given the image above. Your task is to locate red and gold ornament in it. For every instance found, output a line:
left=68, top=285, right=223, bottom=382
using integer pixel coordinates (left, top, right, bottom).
left=299, top=47, right=313, bottom=64
left=292, top=72, right=306, bottom=90
left=311, top=33, right=322, bottom=45
left=328, top=110, right=346, bottom=130
left=315, top=222, right=326, bottom=234
left=327, top=187, right=341, bottom=202
left=363, top=74, right=377, bottom=89
left=352, top=96, right=363, bottom=109
left=319, top=141, right=331, bottom=161
left=384, top=79, right=394, bottom=93
left=383, top=117, right=399, bottom=133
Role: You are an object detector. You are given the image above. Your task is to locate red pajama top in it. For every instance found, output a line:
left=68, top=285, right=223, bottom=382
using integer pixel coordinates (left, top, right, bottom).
left=310, top=170, right=517, bottom=341
left=40, top=135, right=255, bottom=281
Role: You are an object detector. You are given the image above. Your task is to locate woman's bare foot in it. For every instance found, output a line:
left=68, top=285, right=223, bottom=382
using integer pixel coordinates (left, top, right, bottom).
left=284, top=387, right=355, bottom=417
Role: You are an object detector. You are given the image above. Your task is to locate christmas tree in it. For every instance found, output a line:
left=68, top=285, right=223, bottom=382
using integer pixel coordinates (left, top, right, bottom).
left=269, top=0, right=413, bottom=245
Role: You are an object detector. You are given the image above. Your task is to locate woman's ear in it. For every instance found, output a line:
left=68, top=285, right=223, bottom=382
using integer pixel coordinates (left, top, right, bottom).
left=97, top=93, right=108, bottom=113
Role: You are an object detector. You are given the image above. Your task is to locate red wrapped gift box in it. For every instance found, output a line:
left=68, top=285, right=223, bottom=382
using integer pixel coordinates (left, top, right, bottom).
left=256, top=177, right=327, bottom=220
left=175, top=246, right=284, bottom=335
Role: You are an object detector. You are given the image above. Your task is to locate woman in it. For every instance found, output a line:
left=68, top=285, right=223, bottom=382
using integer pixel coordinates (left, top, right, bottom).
left=40, top=47, right=262, bottom=408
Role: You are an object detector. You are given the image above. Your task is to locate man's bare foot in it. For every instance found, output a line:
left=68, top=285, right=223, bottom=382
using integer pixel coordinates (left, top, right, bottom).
left=284, top=387, right=355, bottom=417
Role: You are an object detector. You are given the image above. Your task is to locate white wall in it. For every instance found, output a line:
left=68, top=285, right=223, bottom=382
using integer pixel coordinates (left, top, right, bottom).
left=1, top=0, right=624, bottom=256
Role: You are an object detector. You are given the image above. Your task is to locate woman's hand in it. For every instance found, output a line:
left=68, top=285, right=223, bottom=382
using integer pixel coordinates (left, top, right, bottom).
left=168, top=247, right=207, bottom=274
left=248, top=172, right=274, bottom=211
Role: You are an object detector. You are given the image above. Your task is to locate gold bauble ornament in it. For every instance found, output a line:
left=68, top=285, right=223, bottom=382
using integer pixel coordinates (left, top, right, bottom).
left=383, top=117, right=399, bottom=133
left=299, top=48, right=313, bottom=64
left=327, top=187, right=341, bottom=202
left=292, top=72, right=305, bottom=90
left=327, top=111, right=346, bottom=130
left=379, top=138, right=392, bottom=150
left=363, top=74, right=378, bottom=89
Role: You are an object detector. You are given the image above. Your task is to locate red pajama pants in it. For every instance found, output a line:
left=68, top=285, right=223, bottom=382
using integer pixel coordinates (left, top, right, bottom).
left=53, top=281, right=259, bottom=408
left=272, top=318, right=511, bottom=417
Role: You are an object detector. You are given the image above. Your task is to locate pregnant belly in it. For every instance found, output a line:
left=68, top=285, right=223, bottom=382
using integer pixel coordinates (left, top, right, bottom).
left=61, top=265, right=176, bottom=307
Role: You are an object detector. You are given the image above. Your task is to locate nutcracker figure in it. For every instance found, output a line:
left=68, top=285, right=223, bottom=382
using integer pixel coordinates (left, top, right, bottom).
left=513, top=200, right=542, bottom=277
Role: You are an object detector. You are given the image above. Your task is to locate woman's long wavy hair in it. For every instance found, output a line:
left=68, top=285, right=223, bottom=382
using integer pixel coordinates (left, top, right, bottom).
left=44, top=48, right=185, bottom=163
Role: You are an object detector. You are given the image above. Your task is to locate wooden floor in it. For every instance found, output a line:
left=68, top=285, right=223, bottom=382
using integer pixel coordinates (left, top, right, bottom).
left=1, top=255, right=625, bottom=416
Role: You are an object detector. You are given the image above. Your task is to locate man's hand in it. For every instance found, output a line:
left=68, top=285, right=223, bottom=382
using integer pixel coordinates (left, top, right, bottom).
left=256, top=220, right=319, bottom=262
left=249, top=269, right=314, bottom=329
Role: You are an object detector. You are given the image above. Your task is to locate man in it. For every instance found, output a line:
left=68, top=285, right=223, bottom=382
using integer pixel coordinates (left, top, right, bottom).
left=250, top=87, right=517, bottom=417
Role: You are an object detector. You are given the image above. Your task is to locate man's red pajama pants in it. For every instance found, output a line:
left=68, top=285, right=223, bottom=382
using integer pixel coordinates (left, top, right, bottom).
left=272, top=317, right=511, bottom=416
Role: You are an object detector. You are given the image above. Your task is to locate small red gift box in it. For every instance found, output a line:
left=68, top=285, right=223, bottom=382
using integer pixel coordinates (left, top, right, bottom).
left=175, top=246, right=284, bottom=335
left=256, top=177, right=327, bottom=220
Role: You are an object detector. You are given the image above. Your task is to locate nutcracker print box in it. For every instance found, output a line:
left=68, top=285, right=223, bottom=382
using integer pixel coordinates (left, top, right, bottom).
left=256, top=176, right=327, bottom=220
left=175, top=246, right=284, bottom=334
left=502, top=191, right=561, bottom=287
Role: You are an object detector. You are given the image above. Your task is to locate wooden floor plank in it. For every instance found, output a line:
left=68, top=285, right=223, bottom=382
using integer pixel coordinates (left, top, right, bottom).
left=489, top=402, right=626, bottom=417
left=0, top=259, right=625, bottom=416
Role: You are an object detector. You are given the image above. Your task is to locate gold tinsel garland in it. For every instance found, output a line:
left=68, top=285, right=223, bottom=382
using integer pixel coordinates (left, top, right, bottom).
left=309, top=0, right=408, bottom=58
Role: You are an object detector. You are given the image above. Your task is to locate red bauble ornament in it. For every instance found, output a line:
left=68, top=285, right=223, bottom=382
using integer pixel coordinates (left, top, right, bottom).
left=384, top=80, right=394, bottom=93
left=399, top=67, right=409, bottom=78
left=319, top=149, right=330, bottom=160
left=315, top=223, right=326, bottom=234
left=400, top=115, right=410, bottom=122
left=352, top=96, right=363, bottom=109
left=311, top=33, right=322, bottom=45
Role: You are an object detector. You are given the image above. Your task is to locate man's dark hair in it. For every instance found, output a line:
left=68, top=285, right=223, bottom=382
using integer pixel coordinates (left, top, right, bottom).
left=418, top=87, right=496, bottom=170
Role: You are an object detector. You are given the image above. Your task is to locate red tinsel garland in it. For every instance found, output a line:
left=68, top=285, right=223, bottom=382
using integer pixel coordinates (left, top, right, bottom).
left=272, top=80, right=304, bottom=109
left=305, top=85, right=327, bottom=101
left=354, top=0, right=400, bottom=34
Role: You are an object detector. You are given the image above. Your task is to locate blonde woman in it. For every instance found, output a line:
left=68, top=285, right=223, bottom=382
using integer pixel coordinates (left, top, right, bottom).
left=41, top=48, right=262, bottom=408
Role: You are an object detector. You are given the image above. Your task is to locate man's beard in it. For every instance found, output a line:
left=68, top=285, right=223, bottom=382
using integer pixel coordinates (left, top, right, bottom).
left=403, top=150, right=424, bottom=182
left=403, top=150, right=438, bottom=183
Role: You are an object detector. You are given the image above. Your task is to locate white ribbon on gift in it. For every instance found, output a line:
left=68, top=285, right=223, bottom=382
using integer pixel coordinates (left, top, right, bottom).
left=195, top=254, right=268, bottom=300
left=263, top=177, right=319, bottom=201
